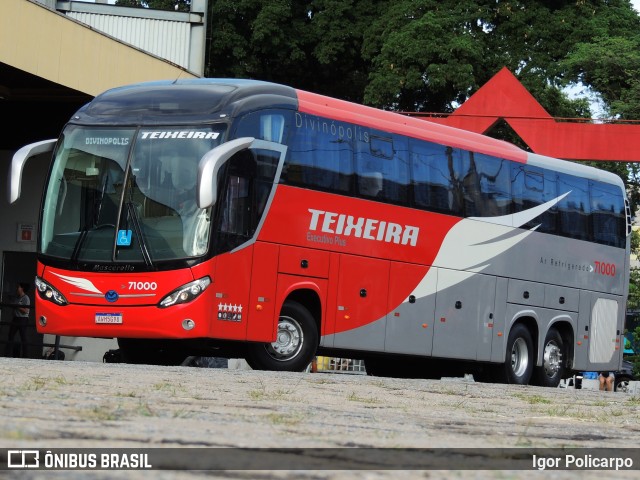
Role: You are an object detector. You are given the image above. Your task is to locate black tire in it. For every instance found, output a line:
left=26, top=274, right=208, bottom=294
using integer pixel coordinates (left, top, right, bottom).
left=495, top=324, right=534, bottom=385
left=117, top=338, right=188, bottom=366
left=614, top=376, right=633, bottom=393
left=245, top=301, right=318, bottom=372
left=532, top=327, right=566, bottom=388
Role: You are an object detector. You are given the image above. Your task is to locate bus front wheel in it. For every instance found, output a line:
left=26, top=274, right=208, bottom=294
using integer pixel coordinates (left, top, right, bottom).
left=245, top=301, right=318, bottom=372
left=496, top=324, right=534, bottom=385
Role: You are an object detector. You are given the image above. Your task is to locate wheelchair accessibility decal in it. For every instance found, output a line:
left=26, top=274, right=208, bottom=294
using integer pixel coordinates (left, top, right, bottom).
left=117, top=230, right=132, bottom=247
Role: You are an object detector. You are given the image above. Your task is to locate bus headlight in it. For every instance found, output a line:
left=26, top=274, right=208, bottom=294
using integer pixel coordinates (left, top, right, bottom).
left=158, top=276, right=211, bottom=308
left=35, top=276, right=68, bottom=306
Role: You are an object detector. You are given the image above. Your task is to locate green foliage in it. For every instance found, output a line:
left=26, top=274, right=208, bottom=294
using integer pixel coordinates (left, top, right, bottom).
left=629, top=268, right=640, bottom=311
left=361, top=0, right=640, bottom=115
left=361, top=0, right=486, bottom=111
left=561, top=36, right=640, bottom=120
left=629, top=326, right=640, bottom=377
left=206, top=0, right=387, bottom=102
left=631, top=326, right=640, bottom=354
left=203, top=0, right=640, bottom=124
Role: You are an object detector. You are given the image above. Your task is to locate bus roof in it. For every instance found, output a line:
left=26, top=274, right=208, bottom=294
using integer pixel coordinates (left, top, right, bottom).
left=75, top=78, right=625, bottom=189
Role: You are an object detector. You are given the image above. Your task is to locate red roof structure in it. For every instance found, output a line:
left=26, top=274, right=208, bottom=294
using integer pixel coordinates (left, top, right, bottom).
left=421, top=67, right=640, bottom=162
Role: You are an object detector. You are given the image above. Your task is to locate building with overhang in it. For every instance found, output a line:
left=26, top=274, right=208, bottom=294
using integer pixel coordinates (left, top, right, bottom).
left=0, top=0, right=206, bottom=360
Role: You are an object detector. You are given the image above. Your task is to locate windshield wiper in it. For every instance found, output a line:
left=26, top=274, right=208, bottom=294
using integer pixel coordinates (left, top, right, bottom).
left=70, top=227, right=89, bottom=263
left=70, top=172, right=110, bottom=263
left=94, top=171, right=109, bottom=227
left=116, top=173, right=153, bottom=268
left=126, top=199, right=153, bottom=268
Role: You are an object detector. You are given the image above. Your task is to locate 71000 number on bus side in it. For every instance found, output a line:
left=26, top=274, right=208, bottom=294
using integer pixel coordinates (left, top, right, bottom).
left=594, top=261, right=616, bottom=277
left=128, top=282, right=158, bottom=290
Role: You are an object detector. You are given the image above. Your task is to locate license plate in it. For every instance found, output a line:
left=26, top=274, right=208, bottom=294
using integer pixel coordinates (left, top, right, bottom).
left=95, top=313, right=123, bottom=324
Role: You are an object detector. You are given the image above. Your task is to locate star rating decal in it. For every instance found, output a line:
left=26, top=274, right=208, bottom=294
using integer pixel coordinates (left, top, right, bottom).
left=217, top=303, right=243, bottom=322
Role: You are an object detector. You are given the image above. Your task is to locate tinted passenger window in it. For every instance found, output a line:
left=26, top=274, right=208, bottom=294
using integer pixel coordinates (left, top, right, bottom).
left=461, top=152, right=511, bottom=217
left=511, top=164, right=557, bottom=233
left=285, top=117, right=354, bottom=193
left=557, top=173, right=590, bottom=241
left=356, top=133, right=409, bottom=204
left=410, top=140, right=464, bottom=216
left=591, top=181, right=625, bottom=248
left=214, top=149, right=280, bottom=254
left=234, top=109, right=291, bottom=144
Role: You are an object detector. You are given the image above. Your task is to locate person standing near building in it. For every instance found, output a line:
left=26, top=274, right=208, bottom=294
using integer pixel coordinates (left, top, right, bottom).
left=5, top=282, right=30, bottom=358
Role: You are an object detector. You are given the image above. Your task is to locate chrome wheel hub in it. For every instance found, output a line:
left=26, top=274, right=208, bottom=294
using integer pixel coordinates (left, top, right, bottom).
left=511, top=337, right=529, bottom=377
left=266, top=316, right=303, bottom=361
left=542, top=341, right=562, bottom=377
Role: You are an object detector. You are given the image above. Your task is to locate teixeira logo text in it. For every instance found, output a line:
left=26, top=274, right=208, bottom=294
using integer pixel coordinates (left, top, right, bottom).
left=308, top=208, right=419, bottom=247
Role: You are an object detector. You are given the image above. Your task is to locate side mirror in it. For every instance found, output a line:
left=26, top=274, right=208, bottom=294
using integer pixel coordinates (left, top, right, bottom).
left=9, top=139, right=56, bottom=203
left=197, top=137, right=255, bottom=208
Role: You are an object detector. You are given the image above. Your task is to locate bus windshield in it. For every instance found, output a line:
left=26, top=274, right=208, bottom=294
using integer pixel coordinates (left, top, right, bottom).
left=41, top=124, right=226, bottom=265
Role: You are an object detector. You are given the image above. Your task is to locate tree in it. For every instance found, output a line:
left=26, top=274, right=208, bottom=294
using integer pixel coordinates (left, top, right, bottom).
left=205, top=0, right=388, bottom=102
left=362, top=0, right=486, bottom=111
left=203, top=1, right=640, bottom=122
left=561, top=36, right=640, bottom=120
left=206, top=1, right=310, bottom=85
left=361, top=0, right=640, bottom=115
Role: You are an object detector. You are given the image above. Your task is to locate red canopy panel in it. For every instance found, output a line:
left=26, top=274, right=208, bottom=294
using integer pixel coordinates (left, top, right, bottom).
left=420, top=67, right=640, bottom=162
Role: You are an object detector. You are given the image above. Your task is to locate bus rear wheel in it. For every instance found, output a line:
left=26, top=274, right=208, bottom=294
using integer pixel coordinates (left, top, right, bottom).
left=532, top=327, right=565, bottom=388
left=245, top=301, right=318, bottom=372
left=495, top=324, right=534, bottom=385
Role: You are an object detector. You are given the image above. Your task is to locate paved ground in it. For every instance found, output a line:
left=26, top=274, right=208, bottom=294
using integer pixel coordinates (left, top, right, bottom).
left=0, top=357, right=638, bottom=479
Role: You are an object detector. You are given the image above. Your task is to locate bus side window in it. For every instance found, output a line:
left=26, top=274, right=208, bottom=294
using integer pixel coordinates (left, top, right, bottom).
left=234, top=110, right=290, bottom=144
left=461, top=152, right=511, bottom=218
left=214, top=149, right=280, bottom=254
left=511, top=164, right=557, bottom=233
left=253, top=150, right=280, bottom=224
left=356, top=134, right=409, bottom=204
left=214, top=155, right=252, bottom=254
left=557, top=173, right=590, bottom=241
left=286, top=119, right=354, bottom=194
left=591, top=181, right=625, bottom=248
left=410, top=139, right=463, bottom=216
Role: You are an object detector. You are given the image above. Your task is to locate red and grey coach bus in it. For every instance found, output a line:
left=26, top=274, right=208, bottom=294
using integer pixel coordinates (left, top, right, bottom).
left=9, top=79, right=630, bottom=386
